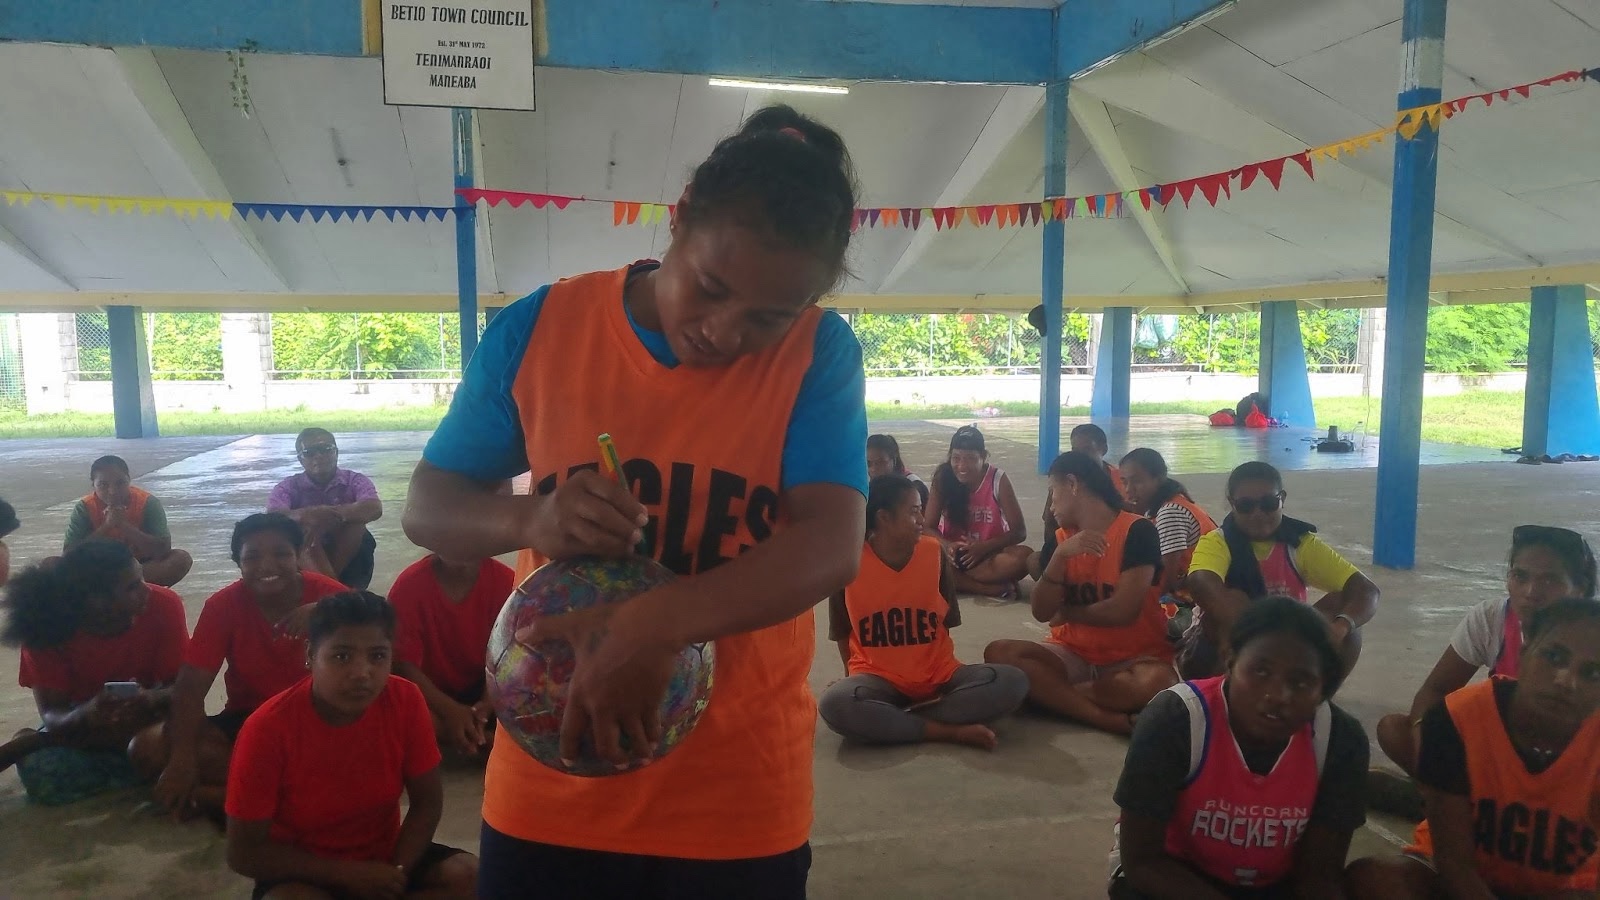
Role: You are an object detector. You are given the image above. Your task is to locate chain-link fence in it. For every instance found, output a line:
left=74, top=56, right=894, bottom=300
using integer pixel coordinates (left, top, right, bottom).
left=850, top=313, right=1089, bottom=376
left=69, top=311, right=477, bottom=382
left=0, top=313, right=24, bottom=411
left=0, top=304, right=1587, bottom=422
left=268, top=312, right=477, bottom=380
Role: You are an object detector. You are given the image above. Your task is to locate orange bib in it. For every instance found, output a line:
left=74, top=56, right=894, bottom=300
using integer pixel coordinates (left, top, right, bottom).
left=1161, top=492, right=1217, bottom=598
left=482, top=265, right=822, bottom=860
left=844, top=536, right=960, bottom=700
left=84, top=485, right=149, bottom=530
left=1046, top=512, right=1170, bottom=665
left=1409, top=679, right=1600, bottom=894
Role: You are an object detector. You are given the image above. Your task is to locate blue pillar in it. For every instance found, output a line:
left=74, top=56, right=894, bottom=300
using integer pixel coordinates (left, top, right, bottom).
left=453, top=107, right=479, bottom=367
left=1523, top=285, right=1600, bottom=458
left=1090, top=308, right=1133, bottom=419
left=106, top=306, right=158, bottom=439
left=1258, top=301, right=1316, bottom=428
left=1038, top=80, right=1068, bottom=474
left=1373, top=0, right=1446, bottom=569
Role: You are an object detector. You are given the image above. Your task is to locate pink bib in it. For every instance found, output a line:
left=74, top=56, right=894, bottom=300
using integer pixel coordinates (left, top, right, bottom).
left=1162, top=676, right=1330, bottom=888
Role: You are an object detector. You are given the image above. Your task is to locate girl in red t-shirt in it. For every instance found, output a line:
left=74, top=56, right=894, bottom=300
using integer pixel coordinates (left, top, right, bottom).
left=0, top=540, right=189, bottom=805
left=140, top=513, right=346, bottom=822
left=226, top=591, right=477, bottom=899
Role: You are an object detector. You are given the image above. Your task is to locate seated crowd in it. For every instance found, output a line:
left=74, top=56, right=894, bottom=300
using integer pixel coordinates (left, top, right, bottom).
left=2, top=421, right=1598, bottom=900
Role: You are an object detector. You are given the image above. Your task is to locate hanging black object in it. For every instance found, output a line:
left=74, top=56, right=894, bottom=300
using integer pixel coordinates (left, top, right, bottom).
left=1028, top=304, right=1048, bottom=337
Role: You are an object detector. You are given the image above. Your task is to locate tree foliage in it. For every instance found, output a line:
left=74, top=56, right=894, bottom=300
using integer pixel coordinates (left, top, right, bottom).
left=1423, top=304, right=1529, bottom=373
left=269, top=313, right=461, bottom=379
left=149, top=313, right=223, bottom=380
left=853, top=313, right=1089, bottom=375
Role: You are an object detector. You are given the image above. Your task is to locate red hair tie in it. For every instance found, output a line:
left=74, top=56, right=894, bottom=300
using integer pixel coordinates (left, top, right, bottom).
left=778, top=126, right=807, bottom=143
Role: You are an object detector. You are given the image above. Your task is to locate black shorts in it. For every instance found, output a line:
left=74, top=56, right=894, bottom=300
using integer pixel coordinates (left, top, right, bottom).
left=477, top=822, right=809, bottom=900
left=251, top=842, right=465, bottom=900
left=208, top=709, right=252, bottom=742
left=338, top=529, right=378, bottom=591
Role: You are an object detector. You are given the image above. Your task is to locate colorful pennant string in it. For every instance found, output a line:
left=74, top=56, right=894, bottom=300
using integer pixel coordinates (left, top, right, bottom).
left=2, top=65, right=1593, bottom=230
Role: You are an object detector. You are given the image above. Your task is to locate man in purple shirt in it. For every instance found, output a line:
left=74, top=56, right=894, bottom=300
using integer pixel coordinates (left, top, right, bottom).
left=266, top=428, right=383, bottom=589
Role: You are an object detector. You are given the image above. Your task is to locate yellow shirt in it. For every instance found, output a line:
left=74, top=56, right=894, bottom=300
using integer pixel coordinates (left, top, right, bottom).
left=1188, top=529, right=1360, bottom=594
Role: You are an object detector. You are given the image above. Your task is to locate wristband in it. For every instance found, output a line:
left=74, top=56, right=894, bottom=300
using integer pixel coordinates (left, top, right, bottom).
left=1333, top=613, right=1357, bottom=630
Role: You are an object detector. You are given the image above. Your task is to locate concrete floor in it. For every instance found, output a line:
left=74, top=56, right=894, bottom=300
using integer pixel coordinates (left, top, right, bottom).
left=1, top=417, right=1595, bottom=898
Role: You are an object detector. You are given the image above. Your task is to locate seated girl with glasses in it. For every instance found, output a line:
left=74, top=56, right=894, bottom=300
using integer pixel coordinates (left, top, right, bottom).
left=1182, top=462, right=1380, bottom=682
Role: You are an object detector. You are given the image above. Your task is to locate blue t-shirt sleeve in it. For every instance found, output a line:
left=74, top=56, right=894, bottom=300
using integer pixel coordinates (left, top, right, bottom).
left=421, top=287, right=548, bottom=481
left=781, top=311, right=868, bottom=496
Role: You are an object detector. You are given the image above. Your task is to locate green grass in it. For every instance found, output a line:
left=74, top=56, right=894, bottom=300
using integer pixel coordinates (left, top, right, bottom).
left=0, top=405, right=449, bottom=439
left=0, top=390, right=1526, bottom=450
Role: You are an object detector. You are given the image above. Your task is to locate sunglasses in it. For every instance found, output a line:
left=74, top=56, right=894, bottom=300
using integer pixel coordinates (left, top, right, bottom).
left=1231, top=492, right=1284, bottom=514
left=298, top=444, right=337, bottom=459
left=1512, top=524, right=1591, bottom=555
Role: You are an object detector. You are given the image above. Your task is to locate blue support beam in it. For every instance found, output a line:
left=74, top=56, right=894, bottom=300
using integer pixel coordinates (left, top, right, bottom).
left=106, top=306, right=158, bottom=439
left=1372, top=0, right=1447, bottom=570
left=1258, top=301, right=1316, bottom=429
left=1, top=0, right=1054, bottom=84
left=1522, top=285, right=1600, bottom=459
left=1038, top=81, right=1068, bottom=474
left=1055, top=0, right=1237, bottom=79
left=0, top=0, right=365, bottom=55
left=452, top=107, right=479, bottom=368
left=1090, top=308, right=1133, bottom=420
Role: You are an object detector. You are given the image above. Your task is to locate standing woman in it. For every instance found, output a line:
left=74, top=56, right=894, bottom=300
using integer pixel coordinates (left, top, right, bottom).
left=866, top=433, right=928, bottom=509
left=1119, top=448, right=1217, bottom=602
left=403, top=106, right=868, bottom=897
left=0, top=540, right=189, bottom=805
left=985, top=451, right=1174, bottom=735
left=1345, top=598, right=1600, bottom=900
left=821, top=475, right=1029, bottom=749
left=924, top=425, right=1031, bottom=598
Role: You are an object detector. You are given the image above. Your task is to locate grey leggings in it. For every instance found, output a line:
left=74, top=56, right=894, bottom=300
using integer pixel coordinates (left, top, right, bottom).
left=818, top=664, right=1030, bottom=745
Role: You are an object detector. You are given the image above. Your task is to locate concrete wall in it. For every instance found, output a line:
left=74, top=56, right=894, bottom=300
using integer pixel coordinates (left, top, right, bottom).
left=41, top=370, right=1530, bottom=415
left=59, top=378, right=459, bottom=413
left=862, top=371, right=1528, bottom=407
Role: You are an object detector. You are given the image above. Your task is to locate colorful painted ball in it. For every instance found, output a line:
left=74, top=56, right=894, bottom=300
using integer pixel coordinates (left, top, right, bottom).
left=485, top=555, right=713, bottom=777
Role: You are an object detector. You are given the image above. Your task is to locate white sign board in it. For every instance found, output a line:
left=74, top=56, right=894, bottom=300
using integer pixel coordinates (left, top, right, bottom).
left=382, top=0, right=536, bottom=111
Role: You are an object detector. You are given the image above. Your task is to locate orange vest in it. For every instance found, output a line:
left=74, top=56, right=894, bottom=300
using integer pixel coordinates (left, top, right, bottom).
left=1046, top=512, right=1171, bottom=665
left=1103, top=461, right=1128, bottom=503
left=83, top=485, right=149, bottom=531
left=1409, top=679, right=1600, bottom=894
left=1161, top=492, right=1217, bottom=595
left=844, top=536, right=960, bottom=700
left=482, top=265, right=821, bottom=860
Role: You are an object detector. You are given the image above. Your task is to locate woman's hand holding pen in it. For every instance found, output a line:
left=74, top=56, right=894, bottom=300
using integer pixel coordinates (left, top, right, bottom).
left=526, top=470, right=648, bottom=560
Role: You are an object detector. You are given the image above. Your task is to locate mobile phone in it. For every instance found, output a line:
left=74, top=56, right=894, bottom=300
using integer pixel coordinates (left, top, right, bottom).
left=103, top=681, right=140, bottom=699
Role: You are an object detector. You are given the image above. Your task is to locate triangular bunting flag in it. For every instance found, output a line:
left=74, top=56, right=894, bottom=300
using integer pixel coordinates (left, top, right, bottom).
left=1175, top=180, right=1198, bottom=208
left=914, top=209, right=927, bottom=229
left=1257, top=157, right=1287, bottom=190
left=975, top=205, right=995, bottom=226
left=868, top=208, right=881, bottom=227
left=613, top=202, right=626, bottom=226
left=1238, top=164, right=1260, bottom=192
left=1289, top=153, right=1314, bottom=180
left=881, top=208, right=901, bottom=227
